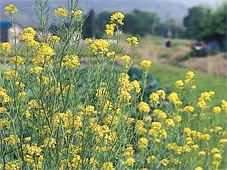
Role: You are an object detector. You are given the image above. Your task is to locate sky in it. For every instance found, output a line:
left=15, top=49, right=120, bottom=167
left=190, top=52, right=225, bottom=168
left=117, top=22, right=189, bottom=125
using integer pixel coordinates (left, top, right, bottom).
left=159, top=0, right=226, bottom=8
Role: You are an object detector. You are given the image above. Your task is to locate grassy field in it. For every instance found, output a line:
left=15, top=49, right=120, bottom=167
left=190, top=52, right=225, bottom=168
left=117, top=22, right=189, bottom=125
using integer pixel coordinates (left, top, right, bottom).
left=150, top=62, right=227, bottom=106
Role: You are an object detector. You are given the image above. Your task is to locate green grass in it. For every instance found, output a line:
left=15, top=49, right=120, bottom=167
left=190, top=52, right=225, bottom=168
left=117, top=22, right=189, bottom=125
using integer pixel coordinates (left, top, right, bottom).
left=150, top=62, right=227, bottom=106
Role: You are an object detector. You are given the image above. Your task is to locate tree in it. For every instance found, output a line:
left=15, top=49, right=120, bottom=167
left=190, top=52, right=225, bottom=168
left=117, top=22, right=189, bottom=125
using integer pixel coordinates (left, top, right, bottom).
left=199, top=3, right=227, bottom=50
left=183, top=6, right=210, bottom=39
left=83, top=9, right=96, bottom=39
left=124, top=10, right=160, bottom=36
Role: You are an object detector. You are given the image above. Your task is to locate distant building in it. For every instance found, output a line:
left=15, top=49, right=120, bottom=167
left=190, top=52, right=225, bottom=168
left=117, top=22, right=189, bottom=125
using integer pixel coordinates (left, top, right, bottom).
left=0, top=21, right=23, bottom=44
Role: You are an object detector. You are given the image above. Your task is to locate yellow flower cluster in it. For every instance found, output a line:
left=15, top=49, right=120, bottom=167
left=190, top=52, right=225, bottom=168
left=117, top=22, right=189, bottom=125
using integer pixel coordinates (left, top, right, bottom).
left=149, top=89, right=166, bottom=105
left=87, top=39, right=110, bottom=55
left=126, top=36, right=139, bottom=47
left=9, top=55, right=25, bottom=66
left=137, top=101, right=150, bottom=113
left=110, top=12, right=124, bottom=25
left=20, top=27, right=39, bottom=48
left=4, top=69, right=19, bottom=80
left=55, top=7, right=68, bottom=17
left=140, top=59, right=152, bottom=69
left=47, top=35, right=60, bottom=44
left=1, top=42, right=11, bottom=52
left=4, top=4, right=18, bottom=15
left=71, top=9, right=83, bottom=18
left=168, top=92, right=182, bottom=105
left=62, top=54, right=80, bottom=68
left=105, top=24, right=115, bottom=36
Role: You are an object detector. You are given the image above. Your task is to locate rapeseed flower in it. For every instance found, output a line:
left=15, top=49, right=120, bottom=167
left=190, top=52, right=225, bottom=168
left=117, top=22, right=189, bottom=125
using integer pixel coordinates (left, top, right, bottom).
left=168, top=92, right=182, bottom=105
left=138, top=102, right=150, bottom=113
left=185, top=70, right=195, bottom=83
left=140, top=60, right=152, bottom=68
left=110, top=12, right=124, bottom=25
left=102, top=162, right=114, bottom=170
left=213, top=106, right=221, bottom=114
left=62, top=54, right=80, bottom=68
left=47, top=35, right=60, bottom=44
left=1, top=42, right=11, bottom=52
left=138, top=137, right=148, bottom=149
left=198, top=151, right=206, bottom=156
left=55, top=7, right=68, bottom=17
left=147, top=155, right=155, bottom=163
left=159, top=159, right=169, bottom=167
left=175, top=79, right=184, bottom=89
left=4, top=69, right=19, bottom=80
left=125, top=157, right=136, bottom=166
left=4, top=4, right=18, bottom=15
left=194, top=166, right=203, bottom=170
left=105, top=24, right=115, bottom=36
left=9, top=55, right=25, bottom=66
left=126, top=36, right=139, bottom=47
left=121, top=55, right=131, bottom=63
left=123, top=146, right=134, bottom=157
left=71, top=9, right=83, bottom=18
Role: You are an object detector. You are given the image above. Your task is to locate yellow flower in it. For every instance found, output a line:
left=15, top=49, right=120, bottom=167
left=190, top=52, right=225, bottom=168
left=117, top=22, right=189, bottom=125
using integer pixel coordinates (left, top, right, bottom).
left=121, top=55, right=131, bottom=63
left=4, top=4, right=18, bottom=15
left=221, top=100, right=227, bottom=113
left=194, top=166, right=203, bottom=170
left=125, top=157, right=136, bottom=166
left=174, top=115, right=182, bottom=122
left=153, top=109, right=167, bottom=119
left=213, top=106, right=221, bottom=114
left=43, top=137, right=57, bottom=148
left=198, top=151, right=206, bottom=156
left=131, top=80, right=141, bottom=93
left=138, top=137, right=148, bottom=149
left=159, top=158, right=169, bottom=167
left=71, top=9, right=83, bottom=18
left=168, top=92, right=182, bottom=105
left=151, top=122, right=162, bottom=130
left=47, top=35, right=60, bottom=44
left=220, top=138, right=227, bottom=144
left=212, top=160, right=220, bottom=169
left=210, top=148, right=220, bottom=153
left=0, top=107, right=7, bottom=113
left=149, top=92, right=159, bottom=105
left=20, top=27, right=37, bottom=42
left=62, top=54, right=80, bottom=68
left=1, top=42, right=11, bottom=52
left=9, top=55, right=25, bottom=66
left=110, top=12, right=124, bottom=25
left=3, top=135, right=20, bottom=146
left=137, top=102, right=150, bottom=113
left=185, top=70, right=195, bottom=83
left=140, top=60, right=152, bottom=68
left=182, top=105, right=195, bottom=112
left=147, top=155, right=155, bottom=163
left=197, top=100, right=207, bottom=109
left=29, top=67, right=44, bottom=74
left=123, top=146, right=134, bottom=157
left=4, top=69, right=19, bottom=80
left=105, top=24, right=115, bottom=36
left=175, top=80, right=184, bottom=89
left=102, top=162, right=114, bottom=170
left=213, top=153, right=222, bottom=160
left=126, top=36, right=139, bottom=47
left=55, top=7, right=68, bottom=17
left=165, top=119, right=175, bottom=127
